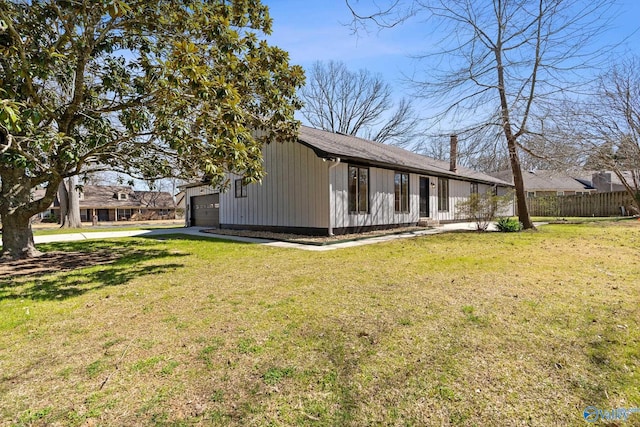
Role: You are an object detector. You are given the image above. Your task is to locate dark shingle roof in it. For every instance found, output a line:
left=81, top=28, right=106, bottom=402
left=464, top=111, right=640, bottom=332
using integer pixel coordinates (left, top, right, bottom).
left=490, top=170, right=593, bottom=192
left=573, top=170, right=635, bottom=187
left=297, top=126, right=512, bottom=186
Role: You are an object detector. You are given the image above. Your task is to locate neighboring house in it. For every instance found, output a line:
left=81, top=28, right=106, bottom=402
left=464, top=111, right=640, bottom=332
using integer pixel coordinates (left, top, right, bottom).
left=490, top=169, right=595, bottom=197
left=31, top=188, right=57, bottom=221
left=182, top=126, right=514, bottom=235
left=174, top=191, right=186, bottom=219
left=46, top=185, right=176, bottom=222
left=573, top=170, right=638, bottom=193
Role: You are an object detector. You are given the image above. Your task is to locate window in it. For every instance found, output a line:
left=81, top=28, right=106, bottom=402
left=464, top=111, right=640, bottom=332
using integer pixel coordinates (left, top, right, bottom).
left=470, top=182, right=479, bottom=195
left=118, top=192, right=128, bottom=200
left=394, top=172, right=409, bottom=213
left=348, top=165, right=369, bottom=213
left=234, top=179, right=247, bottom=198
left=438, top=178, right=449, bottom=211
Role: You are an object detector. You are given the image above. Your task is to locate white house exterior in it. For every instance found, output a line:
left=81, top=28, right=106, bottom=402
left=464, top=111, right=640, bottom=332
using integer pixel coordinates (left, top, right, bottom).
left=182, top=126, right=514, bottom=235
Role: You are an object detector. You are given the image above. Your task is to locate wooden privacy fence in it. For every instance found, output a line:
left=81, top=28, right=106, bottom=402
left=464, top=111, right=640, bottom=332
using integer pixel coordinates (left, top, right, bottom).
left=525, top=191, right=636, bottom=217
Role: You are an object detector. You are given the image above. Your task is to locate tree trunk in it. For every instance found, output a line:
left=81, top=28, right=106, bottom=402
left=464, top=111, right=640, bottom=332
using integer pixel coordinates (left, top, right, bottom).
left=59, top=176, right=82, bottom=228
left=0, top=208, right=42, bottom=259
left=58, top=180, right=68, bottom=225
left=612, top=168, right=640, bottom=215
left=507, top=138, right=536, bottom=229
left=1, top=165, right=60, bottom=259
left=494, top=35, right=535, bottom=231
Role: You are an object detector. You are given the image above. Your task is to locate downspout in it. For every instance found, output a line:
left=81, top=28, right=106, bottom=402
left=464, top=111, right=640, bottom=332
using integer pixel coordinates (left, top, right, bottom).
left=327, top=157, right=341, bottom=236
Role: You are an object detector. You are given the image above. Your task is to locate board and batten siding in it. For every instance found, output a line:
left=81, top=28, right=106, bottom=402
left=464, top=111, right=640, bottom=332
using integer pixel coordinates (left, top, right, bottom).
left=331, top=164, right=433, bottom=229
left=436, top=179, right=481, bottom=222
left=496, top=185, right=516, bottom=217
left=435, top=179, right=514, bottom=221
left=218, top=141, right=330, bottom=229
left=184, top=141, right=514, bottom=230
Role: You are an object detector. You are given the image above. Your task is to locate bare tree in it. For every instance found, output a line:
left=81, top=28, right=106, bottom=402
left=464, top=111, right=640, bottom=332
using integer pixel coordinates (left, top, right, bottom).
left=416, top=125, right=512, bottom=171
left=300, top=60, right=421, bottom=147
left=347, top=0, right=620, bottom=229
left=568, top=58, right=640, bottom=213
left=417, top=117, right=587, bottom=173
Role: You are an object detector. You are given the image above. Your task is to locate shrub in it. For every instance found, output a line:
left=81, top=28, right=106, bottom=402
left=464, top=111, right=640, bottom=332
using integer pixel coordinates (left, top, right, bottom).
left=496, top=217, right=522, bottom=232
left=41, top=214, right=59, bottom=223
left=456, top=191, right=514, bottom=231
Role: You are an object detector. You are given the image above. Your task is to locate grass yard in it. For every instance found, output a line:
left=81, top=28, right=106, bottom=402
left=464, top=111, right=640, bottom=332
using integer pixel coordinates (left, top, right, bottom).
left=1, top=221, right=639, bottom=426
left=31, top=224, right=184, bottom=237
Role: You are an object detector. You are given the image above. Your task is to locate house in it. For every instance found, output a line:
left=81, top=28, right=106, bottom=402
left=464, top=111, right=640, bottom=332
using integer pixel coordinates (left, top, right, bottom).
left=174, top=191, right=186, bottom=219
left=46, top=185, right=177, bottom=222
left=490, top=169, right=596, bottom=197
left=31, top=188, right=57, bottom=222
left=182, top=126, right=514, bottom=235
left=573, top=170, right=638, bottom=193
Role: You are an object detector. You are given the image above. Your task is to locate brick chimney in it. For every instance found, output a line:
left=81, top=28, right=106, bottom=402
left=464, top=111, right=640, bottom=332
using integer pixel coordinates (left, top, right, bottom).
left=449, top=134, right=458, bottom=173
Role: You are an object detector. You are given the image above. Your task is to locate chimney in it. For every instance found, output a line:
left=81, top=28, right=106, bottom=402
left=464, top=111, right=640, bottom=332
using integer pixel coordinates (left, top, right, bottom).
left=449, top=134, right=458, bottom=173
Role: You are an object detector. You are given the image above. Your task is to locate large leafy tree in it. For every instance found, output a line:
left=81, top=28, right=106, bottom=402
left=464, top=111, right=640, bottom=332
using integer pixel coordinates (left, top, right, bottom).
left=0, top=0, right=304, bottom=258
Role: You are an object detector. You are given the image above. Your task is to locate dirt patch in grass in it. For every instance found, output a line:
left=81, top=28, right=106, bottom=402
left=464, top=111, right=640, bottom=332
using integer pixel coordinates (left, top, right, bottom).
left=0, top=250, right=119, bottom=280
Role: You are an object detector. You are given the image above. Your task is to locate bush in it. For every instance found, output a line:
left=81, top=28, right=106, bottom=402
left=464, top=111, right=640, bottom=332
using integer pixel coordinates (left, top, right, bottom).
left=41, top=214, right=59, bottom=223
left=456, top=191, right=514, bottom=231
left=496, top=217, right=522, bottom=232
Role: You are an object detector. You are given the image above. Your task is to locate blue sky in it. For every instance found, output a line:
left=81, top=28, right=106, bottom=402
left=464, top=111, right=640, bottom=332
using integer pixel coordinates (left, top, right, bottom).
left=265, top=0, right=640, bottom=103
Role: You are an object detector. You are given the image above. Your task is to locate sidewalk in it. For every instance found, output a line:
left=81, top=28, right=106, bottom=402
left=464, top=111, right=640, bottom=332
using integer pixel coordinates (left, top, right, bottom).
left=9, top=222, right=543, bottom=252
left=29, top=227, right=440, bottom=251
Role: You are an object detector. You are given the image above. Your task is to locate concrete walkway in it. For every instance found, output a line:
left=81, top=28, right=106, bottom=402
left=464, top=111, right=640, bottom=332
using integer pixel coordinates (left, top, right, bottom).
left=20, top=221, right=544, bottom=252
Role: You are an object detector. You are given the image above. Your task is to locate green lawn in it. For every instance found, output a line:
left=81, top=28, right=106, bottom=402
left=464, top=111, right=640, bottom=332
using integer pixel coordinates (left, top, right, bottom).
left=1, top=222, right=639, bottom=426
left=31, top=225, right=184, bottom=236
left=531, top=216, right=634, bottom=224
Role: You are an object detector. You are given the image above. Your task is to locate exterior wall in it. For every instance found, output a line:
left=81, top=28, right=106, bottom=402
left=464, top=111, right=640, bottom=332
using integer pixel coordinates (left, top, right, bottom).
left=436, top=179, right=515, bottom=221
left=331, top=164, right=437, bottom=229
left=496, top=185, right=516, bottom=216
left=185, top=141, right=330, bottom=230
left=183, top=142, right=516, bottom=231
left=434, top=178, right=478, bottom=222
left=221, top=141, right=329, bottom=229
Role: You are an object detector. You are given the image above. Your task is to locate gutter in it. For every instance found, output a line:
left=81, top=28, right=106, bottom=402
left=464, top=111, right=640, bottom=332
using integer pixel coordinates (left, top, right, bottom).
left=327, top=157, right=341, bottom=236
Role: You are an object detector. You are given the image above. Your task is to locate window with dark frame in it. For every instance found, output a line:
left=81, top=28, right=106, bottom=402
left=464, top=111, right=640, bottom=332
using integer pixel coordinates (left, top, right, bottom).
left=234, top=179, right=247, bottom=198
left=394, top=172, right=410, bottom=213
left=470, top=182, right=479, bottom=195
left=438, top=178, right=449, bottom=211
left=348, top=165, right=369, bottom=213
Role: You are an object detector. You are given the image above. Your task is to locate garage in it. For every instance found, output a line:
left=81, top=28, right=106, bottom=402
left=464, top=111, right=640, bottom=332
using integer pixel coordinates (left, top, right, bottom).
left=190, top=193, right=220, bottom=227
